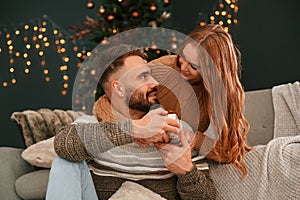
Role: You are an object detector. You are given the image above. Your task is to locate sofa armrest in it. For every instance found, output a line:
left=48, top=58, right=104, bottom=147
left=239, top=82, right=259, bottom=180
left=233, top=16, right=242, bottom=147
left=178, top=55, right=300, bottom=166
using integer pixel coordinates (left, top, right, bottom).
left=0, top=147, right=35, bottom=200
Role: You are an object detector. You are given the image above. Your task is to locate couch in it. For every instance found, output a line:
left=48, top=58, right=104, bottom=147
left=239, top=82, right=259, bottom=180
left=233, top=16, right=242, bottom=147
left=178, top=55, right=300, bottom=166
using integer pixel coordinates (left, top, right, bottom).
left=0, top=88, right=275, bottom=200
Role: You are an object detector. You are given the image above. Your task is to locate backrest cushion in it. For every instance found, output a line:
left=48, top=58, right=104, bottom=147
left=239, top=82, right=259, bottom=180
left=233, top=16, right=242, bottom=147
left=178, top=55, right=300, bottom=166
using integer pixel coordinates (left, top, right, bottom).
left=244, top=89, right=274, bottom=146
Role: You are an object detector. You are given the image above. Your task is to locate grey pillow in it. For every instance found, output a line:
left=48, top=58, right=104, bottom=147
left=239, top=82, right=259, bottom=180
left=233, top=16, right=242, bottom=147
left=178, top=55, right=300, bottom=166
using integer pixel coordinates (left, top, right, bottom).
left=15, top=169, right=50, bottom=200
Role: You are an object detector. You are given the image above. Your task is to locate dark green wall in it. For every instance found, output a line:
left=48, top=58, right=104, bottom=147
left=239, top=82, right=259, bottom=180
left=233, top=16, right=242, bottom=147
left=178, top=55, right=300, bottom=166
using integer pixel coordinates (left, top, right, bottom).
left=0, top=0, right=299, bottom=148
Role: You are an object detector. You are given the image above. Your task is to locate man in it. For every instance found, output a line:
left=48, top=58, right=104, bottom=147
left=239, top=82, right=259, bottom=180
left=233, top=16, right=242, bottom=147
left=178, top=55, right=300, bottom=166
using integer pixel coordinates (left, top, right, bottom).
left=46, top=44, right=215, bottom=200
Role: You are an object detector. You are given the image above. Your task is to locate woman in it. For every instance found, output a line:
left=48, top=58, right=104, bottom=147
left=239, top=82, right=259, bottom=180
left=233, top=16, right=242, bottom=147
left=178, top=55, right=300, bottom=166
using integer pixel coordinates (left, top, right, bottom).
left=153, top=24, right=252, bottom=176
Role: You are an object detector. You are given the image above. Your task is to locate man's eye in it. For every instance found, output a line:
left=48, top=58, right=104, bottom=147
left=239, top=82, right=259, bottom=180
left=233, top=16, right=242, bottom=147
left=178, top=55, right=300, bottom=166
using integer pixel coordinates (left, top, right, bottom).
left=140, top=74, right=148, bottom=80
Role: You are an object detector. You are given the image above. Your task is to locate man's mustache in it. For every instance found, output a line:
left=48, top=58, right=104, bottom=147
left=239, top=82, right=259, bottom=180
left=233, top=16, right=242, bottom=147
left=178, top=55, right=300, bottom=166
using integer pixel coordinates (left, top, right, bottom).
left=146, top=87, right=158, bottom=97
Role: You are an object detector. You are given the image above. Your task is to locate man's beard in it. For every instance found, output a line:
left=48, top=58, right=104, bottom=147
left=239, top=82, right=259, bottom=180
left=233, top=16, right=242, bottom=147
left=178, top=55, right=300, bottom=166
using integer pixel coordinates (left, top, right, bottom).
left=126, top=87, right=159, bottom=113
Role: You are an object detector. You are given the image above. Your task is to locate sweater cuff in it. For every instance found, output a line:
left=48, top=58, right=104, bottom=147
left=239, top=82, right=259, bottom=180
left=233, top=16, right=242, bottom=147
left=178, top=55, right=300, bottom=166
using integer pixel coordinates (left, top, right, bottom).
left=177, top=164, right=200, bottom=185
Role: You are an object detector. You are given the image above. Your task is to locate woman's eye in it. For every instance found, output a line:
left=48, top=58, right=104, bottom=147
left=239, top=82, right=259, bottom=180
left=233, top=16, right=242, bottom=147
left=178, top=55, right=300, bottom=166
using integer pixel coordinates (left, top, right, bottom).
left=190, top=63, right=199, bottom=70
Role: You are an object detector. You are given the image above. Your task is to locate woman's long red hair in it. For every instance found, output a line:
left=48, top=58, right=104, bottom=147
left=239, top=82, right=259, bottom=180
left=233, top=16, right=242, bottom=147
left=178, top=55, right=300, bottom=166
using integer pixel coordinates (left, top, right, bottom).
left=185, top=25, right=252, bottom=175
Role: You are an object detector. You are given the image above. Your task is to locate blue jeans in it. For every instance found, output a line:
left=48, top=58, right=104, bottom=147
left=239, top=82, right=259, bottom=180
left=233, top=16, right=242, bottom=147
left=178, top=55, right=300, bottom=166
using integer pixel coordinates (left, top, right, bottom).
left=46, top=157, right=98, bottom=200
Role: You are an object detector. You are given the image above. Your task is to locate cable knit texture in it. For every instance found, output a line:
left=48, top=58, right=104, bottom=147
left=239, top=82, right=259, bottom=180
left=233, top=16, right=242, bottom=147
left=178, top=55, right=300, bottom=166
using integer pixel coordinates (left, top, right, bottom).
left=209, top=81, right=300, bottom=200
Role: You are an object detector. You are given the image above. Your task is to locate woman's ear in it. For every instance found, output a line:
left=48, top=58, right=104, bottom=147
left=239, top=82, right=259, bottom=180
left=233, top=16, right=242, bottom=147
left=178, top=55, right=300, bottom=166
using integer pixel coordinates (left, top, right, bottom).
left=112, top=81, right=125, bottom=97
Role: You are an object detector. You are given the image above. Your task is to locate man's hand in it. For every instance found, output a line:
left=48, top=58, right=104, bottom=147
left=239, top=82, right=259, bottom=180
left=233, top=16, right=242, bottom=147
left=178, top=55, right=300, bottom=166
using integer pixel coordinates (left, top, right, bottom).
left=154, top=129, right=196, bottom=175
left=132, top=107, right=180, bottom=146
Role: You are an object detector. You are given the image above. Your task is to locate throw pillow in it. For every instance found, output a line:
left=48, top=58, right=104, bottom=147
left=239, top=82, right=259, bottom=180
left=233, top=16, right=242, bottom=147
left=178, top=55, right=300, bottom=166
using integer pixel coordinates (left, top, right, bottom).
left=21, top=136, right=57, bottom=168
left=11, top=108, right=84, bottom=147
left=109, top=181, right=167, bottom=200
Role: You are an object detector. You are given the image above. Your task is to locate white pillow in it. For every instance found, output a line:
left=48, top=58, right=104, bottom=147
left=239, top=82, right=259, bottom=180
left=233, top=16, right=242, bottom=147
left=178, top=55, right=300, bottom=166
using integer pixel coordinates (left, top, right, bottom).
left=21, top=136, right=57, bottom=168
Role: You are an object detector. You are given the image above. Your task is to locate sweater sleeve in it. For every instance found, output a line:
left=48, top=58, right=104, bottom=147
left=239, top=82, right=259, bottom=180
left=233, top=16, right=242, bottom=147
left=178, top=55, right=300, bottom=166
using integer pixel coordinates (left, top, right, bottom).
left=54, top=120, right=133, bottom=162
left=177, top=164, right=216, bottom=200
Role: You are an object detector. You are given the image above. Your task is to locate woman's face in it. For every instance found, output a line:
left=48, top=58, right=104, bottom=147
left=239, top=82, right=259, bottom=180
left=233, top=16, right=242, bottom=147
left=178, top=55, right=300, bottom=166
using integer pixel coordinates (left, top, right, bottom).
left=177, top=56, right=202, bottom=85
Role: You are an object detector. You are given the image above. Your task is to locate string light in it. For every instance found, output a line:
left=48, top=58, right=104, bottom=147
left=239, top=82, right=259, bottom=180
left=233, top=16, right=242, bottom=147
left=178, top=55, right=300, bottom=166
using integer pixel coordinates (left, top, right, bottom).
left=198, top=0, right=239, bottom=33
left=0, top=15, right=78, bottom=94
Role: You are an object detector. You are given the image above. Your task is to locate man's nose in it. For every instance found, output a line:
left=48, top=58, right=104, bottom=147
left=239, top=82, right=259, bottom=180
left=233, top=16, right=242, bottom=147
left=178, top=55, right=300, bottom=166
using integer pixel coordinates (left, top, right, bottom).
left=149, top=76, right=159, bottom=87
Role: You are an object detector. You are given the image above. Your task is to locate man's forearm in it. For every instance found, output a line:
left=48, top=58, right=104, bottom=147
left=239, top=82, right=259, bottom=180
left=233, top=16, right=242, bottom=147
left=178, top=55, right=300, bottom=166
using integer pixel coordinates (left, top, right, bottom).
left=54, top=120, right=133, bottom=162
left=177, top=164, right=216, bottom=200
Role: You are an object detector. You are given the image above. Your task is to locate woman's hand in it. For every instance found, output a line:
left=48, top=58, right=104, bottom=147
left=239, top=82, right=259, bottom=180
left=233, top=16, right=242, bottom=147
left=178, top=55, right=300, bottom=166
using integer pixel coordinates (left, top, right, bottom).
left=154, top=129, right=197, bottom=175
left=132, top=107, right=180, bottom=146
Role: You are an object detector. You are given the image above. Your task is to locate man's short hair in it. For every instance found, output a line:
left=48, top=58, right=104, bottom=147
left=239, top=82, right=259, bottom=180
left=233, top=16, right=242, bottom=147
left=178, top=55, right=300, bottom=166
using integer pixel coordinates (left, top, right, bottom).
left=99, top=44, right=148, bottom=94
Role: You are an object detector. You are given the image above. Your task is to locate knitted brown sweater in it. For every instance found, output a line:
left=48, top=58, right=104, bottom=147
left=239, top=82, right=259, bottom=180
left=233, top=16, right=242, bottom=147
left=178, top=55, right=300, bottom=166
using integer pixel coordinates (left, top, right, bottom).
left=54, top=55, right=216, bottom=200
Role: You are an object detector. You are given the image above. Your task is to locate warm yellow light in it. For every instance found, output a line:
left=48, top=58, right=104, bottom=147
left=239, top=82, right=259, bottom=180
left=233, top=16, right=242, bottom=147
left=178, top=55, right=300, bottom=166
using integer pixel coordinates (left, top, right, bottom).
left=60, top=65, right=68, bottom=71
left=44, top=42, right=50, bottom=47
left=15, top=52, right=20, bottom=57
left=55, top=40, right=60, bottom=45
left=38, top=34, right=43, bottom=39
left=63, top=75, right=69, bottom=81
left=33, top=26, right=38, bottom=31
left=24, top=25, right=29, bottom=30
left=61, top=90, right=67, bottom=96
left=9, top=67, right=14, bottom=73
left=150, top=5, right=157, bottom=11
left=77, top=52, right=82, bottom=58
left=219, top=21, right=224, bottom=25
left=0, top=48, right=2, bottom=53
left=8, top=45, right=13, bottom=50
left=210, top=16, right=215, bottom=21
left=63, top=83, right=68, bottom=88
left=225, top=0, right=231, bottom=4
left=39, top=51, right=44, bottom=56
left=53, top=29, right=59, bottom=35
left=3, top=82, right=8, bottom=87
left=42, top=21, right=47, bottom=26
left=24, top=68, right=30, bottom=74
left=43, top=69, right=49, bottom=74
left=26, top=61, right=31, bottom=66
left=15, top=30, right=20, bottom=35
left=63, top=57, right=69, bottom=62
left=221, top=11, right=226, bottom=16
left=73, top=46, right=78, bottom=51
left=215, top=11, right=220, bottom=15
left=87, top=52, right=92, bottom=56
left=7, top=40, right=12, bottom=45
left=233, top=19, right=238, bottom=24
left=26, top=44, right=31, bottom=49
left=112, top=29, right=117, bottom=33
left=227, top=19, right=232, bottom=24
left=99, top=6, right=105, bottom=14
left=234, top=6, right=239, bottom=13
left=200, top=22, right=206, bottom=27
left=43, top=37, right=48, bottom=42
left=35, top=44, right=40, bottom=49
left=224, top=27, right=229, bottom=32
left=230, top=4, right=235, bottom=9
left=61, top=48, right=66, bottom=53
left=60, top=39, right=66, bottom=45
left=23, top=53, right=28, bottom=58
left=41, top=27, right=46, bottom=32
left=12, top=79, right=16, bottom=84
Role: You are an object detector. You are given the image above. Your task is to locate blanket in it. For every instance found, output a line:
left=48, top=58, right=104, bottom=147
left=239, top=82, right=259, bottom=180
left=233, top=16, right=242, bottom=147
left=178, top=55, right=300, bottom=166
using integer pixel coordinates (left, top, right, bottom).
left=209, top=81, right=300, bottom=200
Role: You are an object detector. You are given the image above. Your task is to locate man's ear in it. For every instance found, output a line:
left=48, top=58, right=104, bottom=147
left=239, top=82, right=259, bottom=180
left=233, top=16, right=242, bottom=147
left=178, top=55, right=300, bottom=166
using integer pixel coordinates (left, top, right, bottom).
left=112, top=81, right=125, bottom=97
